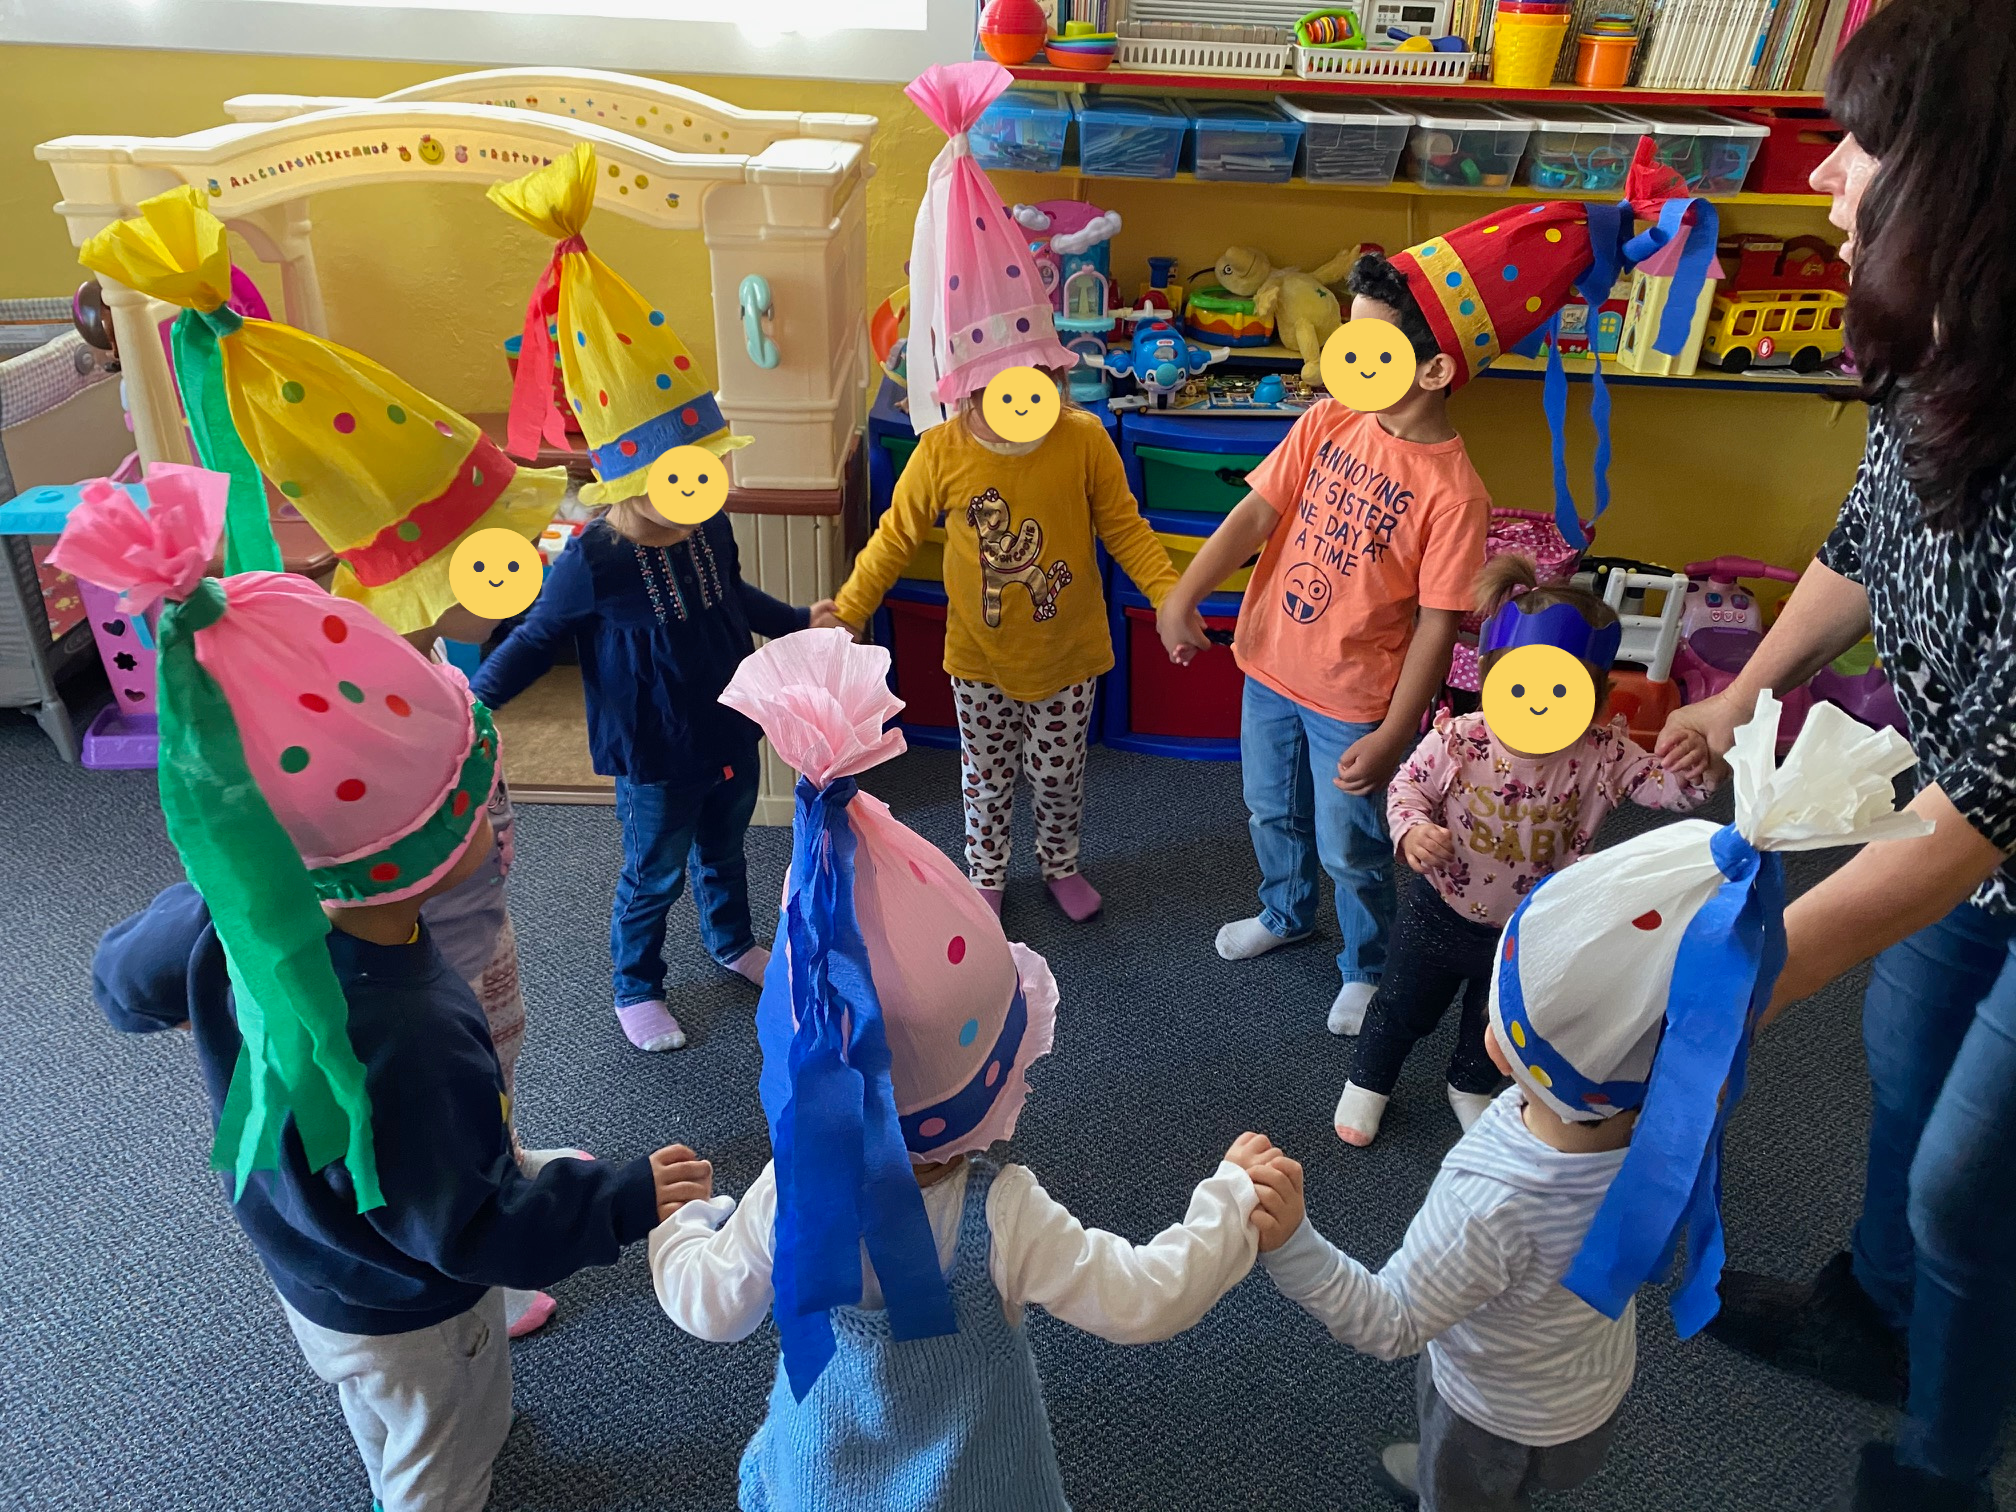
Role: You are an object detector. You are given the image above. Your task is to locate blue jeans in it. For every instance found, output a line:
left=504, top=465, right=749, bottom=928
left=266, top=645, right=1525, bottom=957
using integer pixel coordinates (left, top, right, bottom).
left=1851, top=902, right=2016, bottom=1485
left=1238, top=677, right=1392, bottom=985
left=610, top=765, right=760, bottom=1008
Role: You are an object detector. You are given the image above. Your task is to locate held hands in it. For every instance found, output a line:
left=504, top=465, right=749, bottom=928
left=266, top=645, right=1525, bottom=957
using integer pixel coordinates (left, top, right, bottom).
left=1334, top=726, right=1409, bottom=797
left=1156, top=595, right=1212, bottom=667
left=650, top=1143, right=713, bottom=1222
left=1224, top=1132, right=1307, bottom=1253
left=1398, top=823, right=1456, bottom=874
left=807, top=600, right=855, bottom=636
left=1655, top=693, right=1740, bottom=783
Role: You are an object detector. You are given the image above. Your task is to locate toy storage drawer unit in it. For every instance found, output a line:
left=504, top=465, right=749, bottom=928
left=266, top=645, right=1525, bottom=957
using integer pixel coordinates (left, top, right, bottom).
left=1137, top=447, right=1267, bottom=522
left=1154, top=519, right=1254, bottom=594
left=1624, top=107, right=1769, bottom=194
left=882, top=583, right=958, bottom=737
left=1124, top=601, right=1242, bottom=740
left=1278, top=96, right=1412, bottom=185
left=970, top=89, right=1073, bottom=174
left=1188, top=100, right=1306, bottom=184
left=1518, top=106, right=1648, bottom=193
left=1074, top=97, right=1191, bottom=180
left=1402, top=103, right=1538, bottom=189
left=1721, top=107, right=1843, bottom=194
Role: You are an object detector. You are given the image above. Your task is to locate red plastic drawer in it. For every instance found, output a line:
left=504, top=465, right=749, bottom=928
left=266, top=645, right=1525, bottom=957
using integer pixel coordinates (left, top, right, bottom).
left=887, top=597, right=957, bottom=730
left=1124, top=605, right=1242, bottom=739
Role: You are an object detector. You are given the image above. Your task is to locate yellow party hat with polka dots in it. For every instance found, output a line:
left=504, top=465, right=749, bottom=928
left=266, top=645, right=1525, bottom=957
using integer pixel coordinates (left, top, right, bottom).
left=77, top=186, right=566, bottom=635
left=489, top=142, right=749, bottom=507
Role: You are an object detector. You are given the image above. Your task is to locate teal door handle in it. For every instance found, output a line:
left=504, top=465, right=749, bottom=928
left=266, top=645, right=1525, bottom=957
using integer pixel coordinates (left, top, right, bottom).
left=739, top=274, right=779, bottom=370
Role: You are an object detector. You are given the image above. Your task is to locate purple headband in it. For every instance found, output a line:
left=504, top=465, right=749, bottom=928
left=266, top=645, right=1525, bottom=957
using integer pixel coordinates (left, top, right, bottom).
left=1480, top=598, right=1623, bottom=670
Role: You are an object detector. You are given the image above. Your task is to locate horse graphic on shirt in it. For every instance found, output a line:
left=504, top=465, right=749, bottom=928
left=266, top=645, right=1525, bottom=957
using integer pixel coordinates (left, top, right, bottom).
left=966, top=488, right=1073, bottom=627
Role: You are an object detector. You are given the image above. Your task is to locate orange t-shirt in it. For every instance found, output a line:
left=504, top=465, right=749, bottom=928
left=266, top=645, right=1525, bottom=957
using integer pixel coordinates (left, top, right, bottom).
left=1235, top=402, right=1490, bottom=724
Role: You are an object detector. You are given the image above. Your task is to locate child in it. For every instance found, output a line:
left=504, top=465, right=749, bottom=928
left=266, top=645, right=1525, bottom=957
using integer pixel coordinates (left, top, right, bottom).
left=482, top=144, right=833, bottom=1053
left=828, top=61, right=1177, bottom=923
left=1243, top=690, right=1927, bottom=1512
left=1159, top=252, right=1490, bottom=1036
left=61, top=468, right=707, bottom=1512
left=650, top=629, right=1270, bottom=1509
left=1334, top=557, right=1713, bottom=1146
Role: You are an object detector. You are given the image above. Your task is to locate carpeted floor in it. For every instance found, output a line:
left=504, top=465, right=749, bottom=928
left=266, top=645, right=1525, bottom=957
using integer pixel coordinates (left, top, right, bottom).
left=0, top=709, right=2001, bottom=1512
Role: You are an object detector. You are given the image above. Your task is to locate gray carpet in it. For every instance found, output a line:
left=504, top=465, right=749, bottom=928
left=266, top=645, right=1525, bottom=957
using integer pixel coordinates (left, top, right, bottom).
left=0, top=707, right=1985, bottom=1511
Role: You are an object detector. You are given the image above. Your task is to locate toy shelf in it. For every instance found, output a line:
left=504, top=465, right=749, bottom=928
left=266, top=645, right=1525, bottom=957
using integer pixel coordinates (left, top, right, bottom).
left=1006, top=67, right=1823, bottom=111
left=1479, top=350, right=1857, bottom=395
left=988, top=166, right=1827, bottom=208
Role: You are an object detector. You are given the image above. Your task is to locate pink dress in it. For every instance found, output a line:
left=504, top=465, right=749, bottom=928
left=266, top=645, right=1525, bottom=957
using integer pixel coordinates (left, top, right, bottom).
left=1388, top=712, right=1712, bottom=927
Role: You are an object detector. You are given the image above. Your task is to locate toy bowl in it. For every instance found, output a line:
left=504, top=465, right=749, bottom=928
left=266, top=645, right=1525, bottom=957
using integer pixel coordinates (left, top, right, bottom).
left=1045, top=45, right=1117, bottom=70
left=981, top=30, right=1047, bottom=63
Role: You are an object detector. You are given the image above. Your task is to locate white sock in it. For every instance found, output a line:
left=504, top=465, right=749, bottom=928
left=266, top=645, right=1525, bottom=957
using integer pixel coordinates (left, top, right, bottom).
left=1447, top=1084, right=1497, bottom=1132
left=1333, top=1082, right=1389, bottom=1147
left=1328, top=980, right=1378, bottom=1036
left=519, top=1146, right=592, bottom=1177
left=728, top=945, right=771, bottom=986
left=1215, top=917, right=1308, bottom=961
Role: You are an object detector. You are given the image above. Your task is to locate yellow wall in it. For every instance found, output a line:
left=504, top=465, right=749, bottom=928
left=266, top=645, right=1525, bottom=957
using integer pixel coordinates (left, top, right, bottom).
left=0, top=44, right=1861, bottom=576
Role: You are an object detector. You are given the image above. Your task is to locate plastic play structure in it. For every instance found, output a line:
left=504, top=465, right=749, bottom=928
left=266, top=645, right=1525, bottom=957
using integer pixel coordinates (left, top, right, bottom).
left=37, top=67, right=879, bottom=822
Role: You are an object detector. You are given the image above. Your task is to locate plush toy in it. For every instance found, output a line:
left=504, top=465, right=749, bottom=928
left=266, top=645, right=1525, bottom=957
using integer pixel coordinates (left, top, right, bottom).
left=1211, top=243, right=1371, bottom=383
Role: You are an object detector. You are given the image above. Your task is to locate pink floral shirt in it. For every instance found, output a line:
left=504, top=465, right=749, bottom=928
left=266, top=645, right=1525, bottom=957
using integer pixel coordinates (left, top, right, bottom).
left=1389, top=712, right=1712, bottom=926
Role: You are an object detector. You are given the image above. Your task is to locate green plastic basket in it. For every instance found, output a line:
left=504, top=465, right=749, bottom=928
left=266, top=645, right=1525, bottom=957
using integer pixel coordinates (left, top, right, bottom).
left=1138, top=445, right=1269, bottom=517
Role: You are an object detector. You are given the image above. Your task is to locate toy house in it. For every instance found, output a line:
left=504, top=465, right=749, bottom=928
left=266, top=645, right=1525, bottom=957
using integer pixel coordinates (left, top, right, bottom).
left=1013, top=200, right=1121, bottom=400
left=1617, top=222, right=1726, bottom=378
left=1552, top=277, right=1631, bottom=358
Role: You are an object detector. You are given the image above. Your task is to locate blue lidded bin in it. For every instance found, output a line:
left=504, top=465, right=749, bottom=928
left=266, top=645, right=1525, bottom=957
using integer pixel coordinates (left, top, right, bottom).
left=1075, top=96, right=1191, bottom=179
left=1188, top=100, right=1306, bottom=184
left=970, top=89, right=1074, bottom=174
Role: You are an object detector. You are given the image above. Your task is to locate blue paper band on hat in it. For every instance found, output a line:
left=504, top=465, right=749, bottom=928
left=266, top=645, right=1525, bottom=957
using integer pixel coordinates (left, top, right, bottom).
left=1494, top=907, right=1651, bottom=1117
left=756, top=773, right=959, bottom=1400
left=1624, top=198, right=1722, bottom=359
left=586, top=392, right=728, bottom=481
left=900, top=984, right=1028, bottom=1154
left=1562, top=825, right=1786, bottom=1335
left=1479, top=599, right=1623, bottom=670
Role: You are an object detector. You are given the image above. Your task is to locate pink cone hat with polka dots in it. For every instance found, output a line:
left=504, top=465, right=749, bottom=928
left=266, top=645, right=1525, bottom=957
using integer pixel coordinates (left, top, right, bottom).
left=722, top=628, right=1057, bottom=1162
left=904, top=61, right=1077, bottom=421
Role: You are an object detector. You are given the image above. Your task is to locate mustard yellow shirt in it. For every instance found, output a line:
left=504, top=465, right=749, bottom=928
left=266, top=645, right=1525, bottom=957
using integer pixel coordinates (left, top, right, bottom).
left=836, top=410, right=1177, bottom=704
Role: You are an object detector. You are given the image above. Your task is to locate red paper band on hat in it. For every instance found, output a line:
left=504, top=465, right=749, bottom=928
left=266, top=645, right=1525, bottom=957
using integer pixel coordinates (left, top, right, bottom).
left=338, top=436, right=515, bottom=587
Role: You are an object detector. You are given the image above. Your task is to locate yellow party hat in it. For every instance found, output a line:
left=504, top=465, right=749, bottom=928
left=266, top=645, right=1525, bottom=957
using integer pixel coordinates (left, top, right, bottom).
left=80, top=187, right=566, bottom=635
left=489, top=142, right=749, bottom=507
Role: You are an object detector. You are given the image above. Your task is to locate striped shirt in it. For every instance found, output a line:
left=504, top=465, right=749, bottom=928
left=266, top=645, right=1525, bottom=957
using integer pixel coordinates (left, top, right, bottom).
left=1262, top=1089, right=1633, bottom=1445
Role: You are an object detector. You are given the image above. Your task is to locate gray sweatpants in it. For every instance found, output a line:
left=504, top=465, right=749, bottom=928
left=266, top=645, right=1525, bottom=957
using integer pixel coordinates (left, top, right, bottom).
left=1416, top=1355, right=1618, bottom=1512
left=284, top=1289, right=512, bottom=1512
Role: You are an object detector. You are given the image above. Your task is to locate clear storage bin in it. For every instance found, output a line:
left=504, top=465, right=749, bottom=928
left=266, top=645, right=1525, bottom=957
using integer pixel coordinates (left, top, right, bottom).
left=1277, top=96, right=1413, bottom=184
left=1624, top=106, right=1769, bottom=195
left=969, top=88, right=1073, bottom=174
left=1074, top=96, right=1191, bottom=179
left=1518, top=105, right=1647, bottom=193
left=1401, top=103, right=1538, bottom=189
left=1187, top=99, right=1305, bottom=183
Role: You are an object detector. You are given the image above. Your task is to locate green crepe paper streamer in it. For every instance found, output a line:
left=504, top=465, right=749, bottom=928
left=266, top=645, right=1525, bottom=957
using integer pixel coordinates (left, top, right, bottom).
left=170, top=307, right=283, bottom=578
left=157, top=579, right=383, bottom=1212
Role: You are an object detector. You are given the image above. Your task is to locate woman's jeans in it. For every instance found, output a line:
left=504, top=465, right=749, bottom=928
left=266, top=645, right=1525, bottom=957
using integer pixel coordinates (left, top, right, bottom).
left=1238, top=677, right=1393, bottom=986
left=1851, top=901, right=2016, bottom=1484
left=610, top=765, right=760, bottom=1007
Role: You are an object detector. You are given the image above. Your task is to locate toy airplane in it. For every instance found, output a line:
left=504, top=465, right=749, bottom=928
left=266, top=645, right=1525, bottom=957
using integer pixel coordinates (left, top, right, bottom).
left=1101, top=307, right=1230, bottom=410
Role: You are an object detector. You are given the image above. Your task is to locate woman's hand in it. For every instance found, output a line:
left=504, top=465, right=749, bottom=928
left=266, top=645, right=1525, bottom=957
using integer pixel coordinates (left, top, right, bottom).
left=1656, top=692, right=1746, bottom=776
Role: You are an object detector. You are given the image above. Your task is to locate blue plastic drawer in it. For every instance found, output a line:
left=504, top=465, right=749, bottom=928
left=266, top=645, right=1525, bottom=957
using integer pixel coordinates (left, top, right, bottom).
left=971, top=88, right=1072, bottom=174
left=1075, top=96, right=1190, bottom=180
left=1189, top=100, right=1305, bottom=184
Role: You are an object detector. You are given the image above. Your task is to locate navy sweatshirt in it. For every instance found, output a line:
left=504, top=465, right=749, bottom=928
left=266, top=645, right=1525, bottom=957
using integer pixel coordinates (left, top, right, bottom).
left=95, top=883, right=659, bottom=1335
left=472, top=516, right=808, bottom=787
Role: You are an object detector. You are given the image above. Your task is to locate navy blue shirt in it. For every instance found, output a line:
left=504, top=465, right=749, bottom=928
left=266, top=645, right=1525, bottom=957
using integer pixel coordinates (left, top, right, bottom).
left=95, top=884, right=659, bottom=1335
left=472, top=516, right=808, bottom=787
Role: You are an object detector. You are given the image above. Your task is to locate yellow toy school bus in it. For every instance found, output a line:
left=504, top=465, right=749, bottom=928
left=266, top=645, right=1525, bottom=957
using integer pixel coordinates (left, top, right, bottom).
left=1701, top=287, right=1847, bottom=374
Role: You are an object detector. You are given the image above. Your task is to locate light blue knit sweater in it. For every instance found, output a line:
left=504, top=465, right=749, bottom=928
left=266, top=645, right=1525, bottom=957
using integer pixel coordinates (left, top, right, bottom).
left=737, top=1159, right=1072, bottom=1512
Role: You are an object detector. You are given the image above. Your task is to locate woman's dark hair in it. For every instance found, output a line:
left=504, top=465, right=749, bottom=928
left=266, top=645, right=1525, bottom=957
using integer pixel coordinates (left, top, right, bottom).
left=1829, top=0, right=2016, bottom=531
left=1346, top=253, right=1441, bottom=364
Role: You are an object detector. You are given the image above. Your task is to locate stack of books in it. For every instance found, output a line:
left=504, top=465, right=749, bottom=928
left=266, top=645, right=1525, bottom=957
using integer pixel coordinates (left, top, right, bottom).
left=1638, top=0, right=1893, bottom=91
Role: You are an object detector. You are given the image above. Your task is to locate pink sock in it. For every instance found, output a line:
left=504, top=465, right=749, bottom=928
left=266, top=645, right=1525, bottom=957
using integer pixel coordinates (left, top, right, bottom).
left=1046, top=873, right=1102, bottom=922
left=976, top=885, right=1004, bottom=918
left=615, top=1000, right=686, bottom=1051
left=727, top=945, right=770, bottom=986
left=506, top=1290, right=556, bottom=1338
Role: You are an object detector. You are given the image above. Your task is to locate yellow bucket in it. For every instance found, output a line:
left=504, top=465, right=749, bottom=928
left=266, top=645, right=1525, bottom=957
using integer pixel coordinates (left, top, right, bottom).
left=1492, top=12, right=1570, bottom=87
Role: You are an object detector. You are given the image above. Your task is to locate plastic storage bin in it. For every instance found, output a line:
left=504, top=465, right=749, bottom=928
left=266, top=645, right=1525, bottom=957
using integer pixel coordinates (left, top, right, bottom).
left=1278, top=96, right=1412, bottom=185
left=970, top=88, right=1073, bottom=174
left=1518, top=105, right=1646, bottom=193
left=1152, top=519, right=1254, bottom=594
left=1074, top=96, right=1191, bottom=179
left=1136, top=446, right=1269, bottom=520
left=1626, top=107, right=1769, bottom=195
left=1401, top=103, right=1538, bottom=189
left=1721, top=107, right=1844, bottom=194
left=1188, top=100, right=1305, bottom=184
left=1103, top=576, right=1243, bottom=757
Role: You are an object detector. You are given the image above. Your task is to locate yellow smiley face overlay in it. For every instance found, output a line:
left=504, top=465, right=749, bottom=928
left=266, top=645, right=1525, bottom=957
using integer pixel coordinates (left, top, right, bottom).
left=1480, top=645, right=1598, bottom=756
left=979, top=365, right=1061, bottom=444
left=645, top=445, right=731, bottom=526
left=1319, top=319, right=1415, bottom=413
left=448, top=528, right=543, bottom=619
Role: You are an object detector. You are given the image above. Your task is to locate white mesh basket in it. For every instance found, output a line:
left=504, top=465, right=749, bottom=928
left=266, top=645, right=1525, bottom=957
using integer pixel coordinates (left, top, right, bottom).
left=1292, top=46, right=1478, bottom=80
left=1115, top=37, right=1293, bottom=74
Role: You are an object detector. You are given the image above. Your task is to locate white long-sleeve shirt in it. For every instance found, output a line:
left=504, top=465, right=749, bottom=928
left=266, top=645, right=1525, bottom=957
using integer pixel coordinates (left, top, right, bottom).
left=1262, top=1090, right=1633, bottom=1446
left=650, top=1158, right=1258, bottom=1345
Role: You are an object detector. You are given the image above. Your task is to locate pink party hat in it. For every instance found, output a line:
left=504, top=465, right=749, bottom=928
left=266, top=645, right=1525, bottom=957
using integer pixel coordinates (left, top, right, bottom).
left=905, top=61, right=1076, bottom=408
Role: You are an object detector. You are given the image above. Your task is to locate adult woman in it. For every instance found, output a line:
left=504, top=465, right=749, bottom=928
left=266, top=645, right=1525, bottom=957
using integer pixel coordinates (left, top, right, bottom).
left=1655, top=4, right=2016, bottom=1507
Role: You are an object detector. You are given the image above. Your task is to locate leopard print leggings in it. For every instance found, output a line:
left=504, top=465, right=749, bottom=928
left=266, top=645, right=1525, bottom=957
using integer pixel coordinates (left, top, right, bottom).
left=951, top=677, right=1097, bottom=888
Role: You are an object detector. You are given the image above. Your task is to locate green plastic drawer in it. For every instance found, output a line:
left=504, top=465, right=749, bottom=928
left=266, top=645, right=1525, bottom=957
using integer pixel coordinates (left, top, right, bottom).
left=1137, top=445, right=1267, bottom=517
left=881, top=433, right=918, bottom=482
